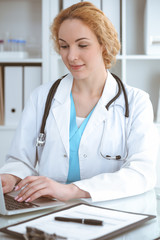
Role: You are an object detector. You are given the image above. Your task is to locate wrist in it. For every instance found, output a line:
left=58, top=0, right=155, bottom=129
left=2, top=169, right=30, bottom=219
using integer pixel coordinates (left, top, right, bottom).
left=69, top=184, right=90, bottom=199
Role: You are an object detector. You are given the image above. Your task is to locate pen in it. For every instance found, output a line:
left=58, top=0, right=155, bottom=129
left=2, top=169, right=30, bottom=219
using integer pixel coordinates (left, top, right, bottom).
left=54, top=217, right=103, bottom=226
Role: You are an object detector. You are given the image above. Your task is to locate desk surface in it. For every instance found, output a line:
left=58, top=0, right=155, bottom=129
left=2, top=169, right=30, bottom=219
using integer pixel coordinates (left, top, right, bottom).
left=0, top=189, right=160, bottom=240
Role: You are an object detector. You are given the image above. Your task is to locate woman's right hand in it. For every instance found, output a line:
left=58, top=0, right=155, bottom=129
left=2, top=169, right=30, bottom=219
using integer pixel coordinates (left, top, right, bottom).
left=0, top=174, right=21, bottom=194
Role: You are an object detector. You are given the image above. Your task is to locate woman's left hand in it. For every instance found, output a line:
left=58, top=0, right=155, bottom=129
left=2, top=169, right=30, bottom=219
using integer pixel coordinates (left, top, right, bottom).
left=14, top=176, right=90, bottom=202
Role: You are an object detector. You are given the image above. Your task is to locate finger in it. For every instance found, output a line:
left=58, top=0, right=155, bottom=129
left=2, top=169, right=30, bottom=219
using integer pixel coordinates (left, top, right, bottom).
left=15, top=178, right=45, bottom=200
left=15, top=176, right=39, bottom=191
left=25, top=188, right=50, bottom=202
left=15, top=181, right=47, bottom=202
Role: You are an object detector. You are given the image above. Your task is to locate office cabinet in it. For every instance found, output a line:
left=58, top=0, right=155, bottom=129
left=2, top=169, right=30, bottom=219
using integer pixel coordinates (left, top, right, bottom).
left=0, top=0, right=160, bottom=187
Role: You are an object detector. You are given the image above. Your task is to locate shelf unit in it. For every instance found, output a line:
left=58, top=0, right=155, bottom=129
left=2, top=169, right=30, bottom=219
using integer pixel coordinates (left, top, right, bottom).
left=0, top=0, right=43, bottom=166
left=0, top=0, right=160, bottom=185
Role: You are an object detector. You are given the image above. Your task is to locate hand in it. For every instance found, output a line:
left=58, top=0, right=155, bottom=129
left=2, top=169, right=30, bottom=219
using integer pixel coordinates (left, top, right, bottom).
left=0, top=174, right=21, bottom=194
left=14, top=176, right=90, bottom=202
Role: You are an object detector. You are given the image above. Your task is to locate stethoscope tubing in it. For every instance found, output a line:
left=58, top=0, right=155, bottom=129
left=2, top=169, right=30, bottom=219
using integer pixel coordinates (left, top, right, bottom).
left=99, top=118, right=128, bottom=161
left=36, top=73, right=129, bottom=153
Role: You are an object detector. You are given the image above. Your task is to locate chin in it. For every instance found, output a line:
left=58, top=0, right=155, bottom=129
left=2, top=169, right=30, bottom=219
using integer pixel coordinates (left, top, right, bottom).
left=72, top=74, right=87, bottom=81
left=71, top=70, right=88, bottom=81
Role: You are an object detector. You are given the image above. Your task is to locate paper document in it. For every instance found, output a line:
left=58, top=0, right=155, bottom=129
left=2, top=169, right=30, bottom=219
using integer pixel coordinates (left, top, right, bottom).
left=1, top=203, right=155, bottom=240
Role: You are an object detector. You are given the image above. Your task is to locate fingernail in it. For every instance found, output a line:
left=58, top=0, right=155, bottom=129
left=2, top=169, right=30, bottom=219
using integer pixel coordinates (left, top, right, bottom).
left=17, top=197, right=22, bottom=202
left=25, top=198, right=30, bottom=202
left=14, top=186, right=19, bottom=191
left=14, top=196, right=19, bottom=200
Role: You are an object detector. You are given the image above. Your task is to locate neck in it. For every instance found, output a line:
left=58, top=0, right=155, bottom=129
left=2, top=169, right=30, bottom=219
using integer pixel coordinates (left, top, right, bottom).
left=72, top=69, right=107, bottom=98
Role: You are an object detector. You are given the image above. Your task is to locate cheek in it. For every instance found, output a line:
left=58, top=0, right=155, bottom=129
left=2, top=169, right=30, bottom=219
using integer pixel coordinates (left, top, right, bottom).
left=60, top=52, right=67, bottom=64
left=87, top=50, right=103, bottom=65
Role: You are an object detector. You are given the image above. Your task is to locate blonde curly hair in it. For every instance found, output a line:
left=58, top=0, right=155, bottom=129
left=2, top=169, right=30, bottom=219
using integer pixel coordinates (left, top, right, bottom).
left=50, top=1, right=120, bottom=69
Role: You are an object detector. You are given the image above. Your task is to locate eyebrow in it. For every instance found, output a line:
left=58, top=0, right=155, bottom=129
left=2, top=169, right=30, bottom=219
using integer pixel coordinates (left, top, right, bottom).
left=58, top=37, right=90, bottom=43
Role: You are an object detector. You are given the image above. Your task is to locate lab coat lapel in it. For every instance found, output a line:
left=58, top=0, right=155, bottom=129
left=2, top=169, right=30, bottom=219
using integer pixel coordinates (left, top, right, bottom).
left=52, top=100, right=70, bottom=157
left=51, top=74, right=73, bottom=157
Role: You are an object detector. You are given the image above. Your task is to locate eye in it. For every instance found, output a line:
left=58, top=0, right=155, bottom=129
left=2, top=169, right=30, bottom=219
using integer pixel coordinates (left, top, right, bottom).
left=79, top=44, right=88, bottom=48
left=60, top=45, right=68, bottom=49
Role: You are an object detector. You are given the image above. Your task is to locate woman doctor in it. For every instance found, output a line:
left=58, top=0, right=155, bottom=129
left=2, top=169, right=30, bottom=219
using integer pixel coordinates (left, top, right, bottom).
left=0, top=2, right=158, bottom=203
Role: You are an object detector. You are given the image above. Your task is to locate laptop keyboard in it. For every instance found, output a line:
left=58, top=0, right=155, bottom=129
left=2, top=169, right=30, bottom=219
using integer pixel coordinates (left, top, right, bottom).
left=4, top=194, right=38, bottom=210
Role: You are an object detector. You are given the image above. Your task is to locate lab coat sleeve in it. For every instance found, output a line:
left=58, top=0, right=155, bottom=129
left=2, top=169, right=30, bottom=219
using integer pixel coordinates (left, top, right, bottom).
left=0, top=93, right=39, bottom=179
left=74, top=91, right=159, bottom=202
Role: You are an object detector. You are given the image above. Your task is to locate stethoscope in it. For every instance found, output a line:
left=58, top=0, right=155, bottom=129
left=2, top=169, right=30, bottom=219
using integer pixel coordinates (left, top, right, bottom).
left=36, top=73, right=129, bottom=161
left=99, top=115, right=128, bottom=161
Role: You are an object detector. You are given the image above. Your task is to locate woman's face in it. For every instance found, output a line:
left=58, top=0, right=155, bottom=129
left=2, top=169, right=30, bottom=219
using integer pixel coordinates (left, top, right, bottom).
left=58, top=19, right=105, bottom=81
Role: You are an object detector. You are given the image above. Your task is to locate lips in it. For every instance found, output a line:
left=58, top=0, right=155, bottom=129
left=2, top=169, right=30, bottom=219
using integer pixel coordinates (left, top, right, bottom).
left=70, top=64, right=84, bottom=70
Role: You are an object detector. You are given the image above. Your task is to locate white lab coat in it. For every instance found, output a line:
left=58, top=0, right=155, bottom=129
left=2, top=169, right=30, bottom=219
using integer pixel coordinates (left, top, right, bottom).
left=0, top=71, right=158, bottom=202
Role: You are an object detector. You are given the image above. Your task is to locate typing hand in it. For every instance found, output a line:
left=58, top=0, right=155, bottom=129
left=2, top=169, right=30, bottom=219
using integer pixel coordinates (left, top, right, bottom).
left=14, top=176, right=90, bottom=203
left=0, top=174, right=21, bottom=194
left=14, top=176, right=73, bottom=202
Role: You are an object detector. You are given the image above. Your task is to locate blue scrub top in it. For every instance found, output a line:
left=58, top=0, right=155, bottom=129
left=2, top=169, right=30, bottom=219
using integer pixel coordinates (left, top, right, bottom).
left=67, top=93, right=94, bottom=183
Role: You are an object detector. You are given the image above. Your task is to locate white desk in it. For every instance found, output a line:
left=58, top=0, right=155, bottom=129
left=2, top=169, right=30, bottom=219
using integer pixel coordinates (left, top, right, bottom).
left=0, top=189, right=160, bottom=239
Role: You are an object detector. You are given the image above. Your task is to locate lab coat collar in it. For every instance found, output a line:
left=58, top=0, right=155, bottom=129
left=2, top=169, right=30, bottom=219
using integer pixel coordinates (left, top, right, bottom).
left=52, top=71, right=125, bottom=109
left=53, top=73, right=73, bottom=105
left=100, top=71, right=125, bottom=110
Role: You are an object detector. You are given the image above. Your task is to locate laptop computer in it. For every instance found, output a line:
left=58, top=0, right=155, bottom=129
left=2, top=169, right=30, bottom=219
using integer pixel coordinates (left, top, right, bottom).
left=0, top=179, right=64, bottom=215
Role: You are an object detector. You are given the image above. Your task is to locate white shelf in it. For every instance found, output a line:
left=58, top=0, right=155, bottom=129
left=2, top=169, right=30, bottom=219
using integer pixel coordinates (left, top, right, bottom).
left=0, top=58, right=43, bottom=63
left=125, top=55, right=160, bottom=60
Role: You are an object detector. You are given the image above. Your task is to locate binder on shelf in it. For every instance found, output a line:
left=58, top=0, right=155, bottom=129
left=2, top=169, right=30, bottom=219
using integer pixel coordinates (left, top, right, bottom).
left=144, top=0, right=160, bottom=55
left=24, top=66, right=42, bottom=106
left=4, top=67, right=23, bottom=126
left=0, top=66, right=4, bottom=125
left=102, top=0, right=120, bottom=42
left=63, top=0, right=81, bottom=9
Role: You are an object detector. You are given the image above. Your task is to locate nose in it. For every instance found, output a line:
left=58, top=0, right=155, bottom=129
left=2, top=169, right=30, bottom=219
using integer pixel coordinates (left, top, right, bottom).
left=67, top=46, right=78, bottom=62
